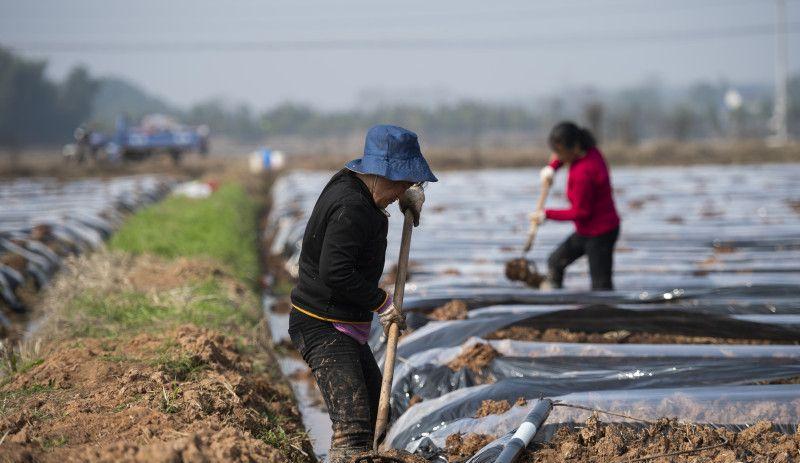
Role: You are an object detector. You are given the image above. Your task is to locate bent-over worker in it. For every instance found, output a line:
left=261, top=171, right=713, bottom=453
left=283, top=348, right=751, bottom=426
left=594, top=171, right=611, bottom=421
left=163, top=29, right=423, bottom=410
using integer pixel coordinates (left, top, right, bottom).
left=531, top=121, right=621, bottom=290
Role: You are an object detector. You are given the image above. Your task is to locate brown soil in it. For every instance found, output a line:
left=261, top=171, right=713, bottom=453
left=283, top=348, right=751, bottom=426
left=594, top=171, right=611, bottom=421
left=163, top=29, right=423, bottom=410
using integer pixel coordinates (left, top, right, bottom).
left=713, top=243, right=737, bottom=254
left=788, top=199, right=800, bottom=215
left=408, top=395, right=423, bottom=408
left=523, top=416, right=800, bottom=463
left=380, top=262, right=418, bottom=287
left=485, top=306, right=800, bottom=345
left=0, top=151, right=230, bottom=180
left=281, top=140, right=800, bottom=173
left=504, top=258, right=545, bottom=288
left=0, top=324, right=313, bottom=463
left=627, top=199, right=646, bottom=210
left=350, top=449, right=429, bottom=463
left=486, top=326, right=793, bottom=345
left=447, top=343, right=499, bottom=373
left=126, top=256, right=230, bottom=292
left=429, top=299, right=469, bottom=321
left=756, top=375, right=800, bottom=385
left=445, top=433, right=496, bottom=463
left=475, top=399, right=513, bottom=418
left=440, top=268, right=462, bottom=276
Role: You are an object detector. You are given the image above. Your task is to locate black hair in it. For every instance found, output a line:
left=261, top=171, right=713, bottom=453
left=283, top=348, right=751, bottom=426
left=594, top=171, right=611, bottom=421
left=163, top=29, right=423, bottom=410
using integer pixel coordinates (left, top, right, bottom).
left=548, top=121, right=596, bottom=151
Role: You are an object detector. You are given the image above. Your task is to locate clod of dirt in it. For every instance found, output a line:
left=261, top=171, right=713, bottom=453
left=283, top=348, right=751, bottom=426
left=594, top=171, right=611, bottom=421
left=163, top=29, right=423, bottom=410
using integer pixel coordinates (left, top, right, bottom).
left=408, top=395, right=423, bottom=408
left=504, top=258, right=545, bottom=288
left=381, top=262, right=417, bottom=286
left=445, top=433, right=496, bottom=463
left=429, top=299, right=469, bottom=321
left=474, top=399, right=512, bottom=418
left=447, top=343, right=499, bottom=373
left=713, top=243, right=737, bottom=254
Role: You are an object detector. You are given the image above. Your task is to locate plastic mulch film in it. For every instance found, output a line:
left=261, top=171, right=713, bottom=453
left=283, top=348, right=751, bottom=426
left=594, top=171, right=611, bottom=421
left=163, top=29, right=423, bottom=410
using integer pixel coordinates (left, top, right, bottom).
left=467, top=304, right=800, bottom=326
left=370, top=313, right=531, bottom=361
left=371, top=305, right=800, bottom=362
left=387, top=383, right=800, bottom=455
left=389, top=337, right=800, bottom=418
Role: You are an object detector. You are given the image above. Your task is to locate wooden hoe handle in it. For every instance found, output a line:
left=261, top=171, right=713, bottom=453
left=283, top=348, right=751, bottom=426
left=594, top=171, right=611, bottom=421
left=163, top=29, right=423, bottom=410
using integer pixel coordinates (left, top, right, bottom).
left=373, top=208, right=415, bottom=450
left=523, top=180, right=552, bottom=254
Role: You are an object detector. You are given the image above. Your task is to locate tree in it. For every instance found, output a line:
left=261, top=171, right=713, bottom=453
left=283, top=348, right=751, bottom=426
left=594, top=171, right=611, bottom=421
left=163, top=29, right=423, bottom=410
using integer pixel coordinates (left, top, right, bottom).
left=0, top=47, right=99, bottom=148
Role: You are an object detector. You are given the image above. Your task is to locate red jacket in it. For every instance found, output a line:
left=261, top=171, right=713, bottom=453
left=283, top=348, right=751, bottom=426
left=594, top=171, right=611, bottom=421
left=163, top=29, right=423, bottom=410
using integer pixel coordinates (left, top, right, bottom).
left=546, top=147, right=620, bottom=237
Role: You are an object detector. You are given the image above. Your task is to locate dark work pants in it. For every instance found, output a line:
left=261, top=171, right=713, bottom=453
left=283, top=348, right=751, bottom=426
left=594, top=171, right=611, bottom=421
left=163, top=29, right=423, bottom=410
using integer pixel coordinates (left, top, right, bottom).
left=547, top=226, right=619, bottom=290
left=287, top=309, right=382, bottom=456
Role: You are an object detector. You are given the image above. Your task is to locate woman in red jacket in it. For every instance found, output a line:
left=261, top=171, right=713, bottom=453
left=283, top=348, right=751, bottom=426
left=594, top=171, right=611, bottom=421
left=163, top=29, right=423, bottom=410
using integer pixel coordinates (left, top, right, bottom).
left=530, top=121, right=620, bottom=290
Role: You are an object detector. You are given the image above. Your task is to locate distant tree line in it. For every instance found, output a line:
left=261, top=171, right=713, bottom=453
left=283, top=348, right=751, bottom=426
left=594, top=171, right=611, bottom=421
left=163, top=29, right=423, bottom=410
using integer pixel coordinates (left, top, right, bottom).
left=1, top=45, right=799, bottom=149
left=0, top=47, right=97, bottom=148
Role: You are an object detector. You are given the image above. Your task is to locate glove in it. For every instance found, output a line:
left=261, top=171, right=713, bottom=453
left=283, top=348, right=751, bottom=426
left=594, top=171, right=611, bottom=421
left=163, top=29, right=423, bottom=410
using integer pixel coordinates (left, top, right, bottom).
left=378, top=301, right=406, bottom=336
left=540, top=165, right=555, bottom=185
left=528, top=210, right=546, bottom=226
left=399, top=185, right=425, bottom=227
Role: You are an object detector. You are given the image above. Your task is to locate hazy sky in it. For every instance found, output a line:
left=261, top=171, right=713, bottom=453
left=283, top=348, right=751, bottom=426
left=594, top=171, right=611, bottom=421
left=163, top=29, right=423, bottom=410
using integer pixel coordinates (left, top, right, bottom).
left=1, top=0, right=798, bottom=110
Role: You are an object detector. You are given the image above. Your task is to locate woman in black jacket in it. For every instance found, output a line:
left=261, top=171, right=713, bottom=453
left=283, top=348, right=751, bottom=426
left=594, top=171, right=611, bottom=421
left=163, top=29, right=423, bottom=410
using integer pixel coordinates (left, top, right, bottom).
left=288, top=124, right=437, bottom=462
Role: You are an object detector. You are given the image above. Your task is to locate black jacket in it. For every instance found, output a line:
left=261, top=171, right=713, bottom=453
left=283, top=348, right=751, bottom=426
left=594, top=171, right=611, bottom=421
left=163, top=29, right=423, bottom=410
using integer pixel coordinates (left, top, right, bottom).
left=290, top=169, right=389, bottom=323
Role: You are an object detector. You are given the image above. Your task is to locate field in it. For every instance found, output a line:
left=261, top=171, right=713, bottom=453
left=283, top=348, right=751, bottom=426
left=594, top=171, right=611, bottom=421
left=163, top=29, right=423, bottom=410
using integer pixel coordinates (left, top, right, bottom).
left=266, top=162, right=800, bottom=461
left=2, top=151, right=799, bottom=462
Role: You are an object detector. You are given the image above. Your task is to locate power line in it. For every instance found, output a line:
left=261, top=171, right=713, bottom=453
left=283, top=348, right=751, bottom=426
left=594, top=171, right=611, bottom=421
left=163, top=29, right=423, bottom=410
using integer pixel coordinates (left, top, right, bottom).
left=8, top=22, right=800, bottom=54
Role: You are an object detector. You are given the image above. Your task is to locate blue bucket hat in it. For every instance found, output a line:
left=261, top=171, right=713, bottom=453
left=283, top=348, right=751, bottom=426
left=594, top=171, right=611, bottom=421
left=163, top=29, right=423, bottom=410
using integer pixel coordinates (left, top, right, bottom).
left=345, top=125, right=438, bottom=183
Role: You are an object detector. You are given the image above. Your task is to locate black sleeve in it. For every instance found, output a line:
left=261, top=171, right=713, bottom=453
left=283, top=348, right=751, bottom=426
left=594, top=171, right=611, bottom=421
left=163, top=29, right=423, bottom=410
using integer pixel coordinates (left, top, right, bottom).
left=318, top=203, right=387, bottom=310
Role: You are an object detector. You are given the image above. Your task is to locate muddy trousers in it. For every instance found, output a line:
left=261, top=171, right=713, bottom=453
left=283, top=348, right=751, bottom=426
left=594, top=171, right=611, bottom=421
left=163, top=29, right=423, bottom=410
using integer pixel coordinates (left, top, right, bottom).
left=547, top=226, right=619, bottom=290
left=288, top=309, right=382, bottom=461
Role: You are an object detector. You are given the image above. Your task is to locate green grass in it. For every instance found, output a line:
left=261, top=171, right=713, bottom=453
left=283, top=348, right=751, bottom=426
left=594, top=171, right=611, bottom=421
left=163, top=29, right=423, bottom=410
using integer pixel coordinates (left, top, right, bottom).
left=160, top=384, right=182, bottom=414
left=109, top=184, right=259, bottom=282
left=64, top=279, right=260, bottom=339
left=41, top=435, right=68, bottom=450
left=151, top=351, right=207, bottom=381
left=0, top=383, right=55, bottom=401
left=256, top=410, right=310, bottom=463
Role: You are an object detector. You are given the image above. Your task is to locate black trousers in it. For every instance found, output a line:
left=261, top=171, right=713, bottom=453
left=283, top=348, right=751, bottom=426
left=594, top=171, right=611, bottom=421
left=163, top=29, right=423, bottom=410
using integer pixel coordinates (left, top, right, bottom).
left=288, top=309, right=382, bottom=455
left=547, top=226, right=619, bottom=290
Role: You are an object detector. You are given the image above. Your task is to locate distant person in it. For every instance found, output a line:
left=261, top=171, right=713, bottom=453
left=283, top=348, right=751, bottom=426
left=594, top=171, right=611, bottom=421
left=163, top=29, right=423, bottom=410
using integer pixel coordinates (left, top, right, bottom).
left=287, top=125, right=437, bottom=463
left=530, top=121, right=621, bottom=290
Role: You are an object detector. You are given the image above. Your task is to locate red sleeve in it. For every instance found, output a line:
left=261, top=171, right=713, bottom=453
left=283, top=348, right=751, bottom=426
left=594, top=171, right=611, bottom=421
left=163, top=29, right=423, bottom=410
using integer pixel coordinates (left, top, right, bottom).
left=545, top=172, right=593, bottom=222
left=548, top=155, right=563, bottom=170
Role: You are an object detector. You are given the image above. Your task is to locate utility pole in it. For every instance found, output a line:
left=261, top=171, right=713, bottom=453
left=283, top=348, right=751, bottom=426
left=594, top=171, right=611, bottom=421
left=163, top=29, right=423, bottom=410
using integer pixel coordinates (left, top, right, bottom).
left=770, top=0, right=789, bottom=146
